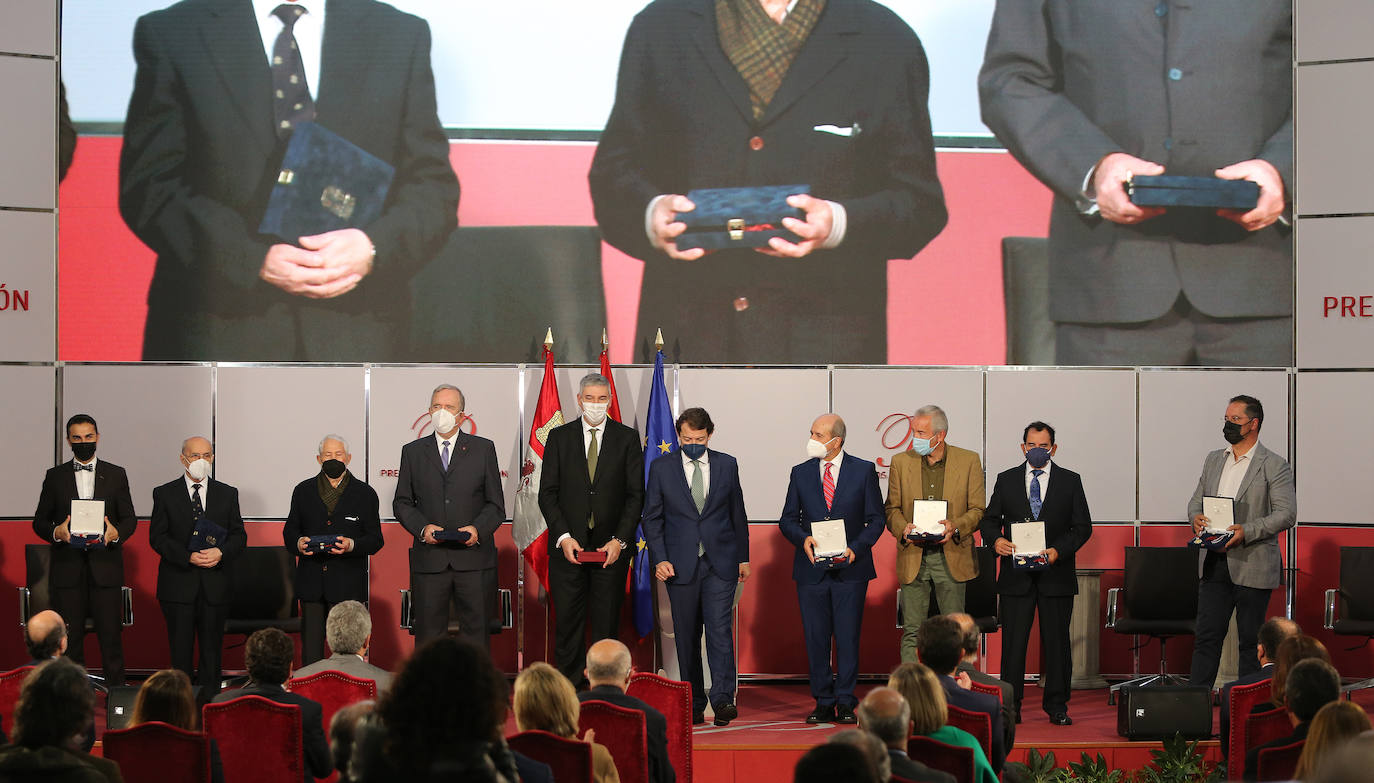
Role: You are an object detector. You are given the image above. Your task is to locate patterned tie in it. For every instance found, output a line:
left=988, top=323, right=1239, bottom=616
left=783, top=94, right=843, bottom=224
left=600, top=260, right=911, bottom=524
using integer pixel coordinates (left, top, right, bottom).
left=692, top=460, right=706, bottom=556
left=1030, top=469, right=1044, bottom=520
left=270, top=3, right=315, bottom=137
left=586, top=428, right=599, bottom=529
left=441, top=440, right=451, bottom=471
left=74, top=462, right=94, bottom=472
left=823, top=462, right=835, bottom=511
left=192, top=483, right=204, bottom=517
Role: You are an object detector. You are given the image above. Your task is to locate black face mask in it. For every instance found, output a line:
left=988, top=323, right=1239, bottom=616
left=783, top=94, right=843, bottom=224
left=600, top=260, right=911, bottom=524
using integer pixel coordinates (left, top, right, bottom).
left=322, top=459, right=347, bottom=479
left=71, top=442, right=97, bottom=462
left=1222, top=421, right=1246, bottom=445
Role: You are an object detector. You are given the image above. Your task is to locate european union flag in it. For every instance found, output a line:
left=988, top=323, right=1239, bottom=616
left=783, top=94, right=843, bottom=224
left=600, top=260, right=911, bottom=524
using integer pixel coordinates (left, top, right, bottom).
left=635, top=349, right=677, bottom=639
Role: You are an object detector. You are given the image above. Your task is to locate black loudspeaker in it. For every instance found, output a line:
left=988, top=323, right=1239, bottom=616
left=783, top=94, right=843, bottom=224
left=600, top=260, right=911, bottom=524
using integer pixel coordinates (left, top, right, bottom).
left=1116, top=685, right=1212, bottom=740
left=106, top=686, right=141, bottom=730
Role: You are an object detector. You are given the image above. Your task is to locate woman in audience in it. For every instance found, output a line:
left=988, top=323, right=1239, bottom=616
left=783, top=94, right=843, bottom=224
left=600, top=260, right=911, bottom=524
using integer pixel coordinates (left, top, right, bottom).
left=889, top=662, right=997, bottom=783
left=0, top=658, right=120, bottom=783
left=127, top=669, right=224, bottom=783
left=1259, top=635, right=1333, bottom=716
left=1294, top=701, right=1372, bottom=780
left=513, top=662, right=620, bottom=783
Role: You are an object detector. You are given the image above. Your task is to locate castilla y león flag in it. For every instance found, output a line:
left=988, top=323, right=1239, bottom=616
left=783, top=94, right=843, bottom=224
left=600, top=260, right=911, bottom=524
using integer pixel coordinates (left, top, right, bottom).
left=513, top=346, right=563, bottom=591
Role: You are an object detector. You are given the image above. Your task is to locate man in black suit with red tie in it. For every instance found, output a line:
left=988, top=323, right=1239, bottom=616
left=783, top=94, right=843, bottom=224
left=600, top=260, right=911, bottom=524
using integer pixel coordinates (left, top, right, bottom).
left=150, top=435, right=247, bottom=701
left=980, top=421, right=1093, bottom=727
left=32, top=414, right=137, bottom=686
left=393, top=384, right=505, bottom=649
left=538, top=373, right=645, bottom=686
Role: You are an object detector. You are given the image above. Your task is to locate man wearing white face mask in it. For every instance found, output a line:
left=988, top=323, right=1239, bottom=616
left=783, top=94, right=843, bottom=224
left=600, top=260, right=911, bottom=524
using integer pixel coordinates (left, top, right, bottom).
left=150, top=435, right=246, bottom=702
left=884, top=404, right=985, bottom=663
left=394, top=384, right=505, bottom=649
left=539, top=373, right=645, bottom=686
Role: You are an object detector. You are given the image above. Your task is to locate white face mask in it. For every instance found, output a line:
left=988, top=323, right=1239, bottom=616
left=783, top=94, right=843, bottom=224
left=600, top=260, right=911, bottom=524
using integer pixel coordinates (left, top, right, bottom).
left=806, top=437, right=834, bottom=460
left=431, top=408, right=458, bottom=435
left=582, top=401, right=609, bottom=426
left=184, top=458, right=211, bottom=482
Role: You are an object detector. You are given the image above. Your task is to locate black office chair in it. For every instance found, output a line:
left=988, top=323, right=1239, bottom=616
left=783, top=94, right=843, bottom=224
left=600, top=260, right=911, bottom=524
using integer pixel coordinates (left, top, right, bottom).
left=19, top=544, right=133, bottom=689
left=1106, top=546, right=1199, bottom=703
left=223, top=546, right=300, bottom=641
left=1324, top=546, right=1374, bottom=692
left=398, top=572, right=513, bottom=637
left=1001, top=236, right=1054, bottom=365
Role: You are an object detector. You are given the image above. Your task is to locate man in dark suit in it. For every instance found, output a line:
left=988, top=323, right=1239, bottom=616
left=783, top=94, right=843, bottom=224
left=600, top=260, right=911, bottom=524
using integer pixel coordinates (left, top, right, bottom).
left=979, top=1, right=1292, bottom=366
left=980, top=421, right=1093, bottom=726
left=950, top=612, right=1016, bottom=752
left=1242, top=658, right=1340, bottom=782
left=284, top=434, right=384, bottom=664
left=393, top=384, right=505, bottom=649
left=589, top=0, right=946, bottom=364
left=149, top=435, right=247, bottom=701
left=538, top=373, right=645, bottom=685
left=780, top=413, right=885, bottom=724
left=917, top=614, right=1006, bottom=772
left=32, top=413, right=137, bottom=686
left=212, top=628, right=332, bottom=781
left=580, top=639, right=675, bottom=783
left=642, top=407, right=750, bottom=726
left=119, top=0, right=459, bottom=361
left=856, top=687, right=956, bottom=783
left=1220, top=616, right=1299, bottom=760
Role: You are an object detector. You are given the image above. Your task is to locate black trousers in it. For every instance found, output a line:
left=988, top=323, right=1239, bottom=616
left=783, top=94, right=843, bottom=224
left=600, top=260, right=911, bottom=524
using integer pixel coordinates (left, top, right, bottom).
left=161, top=591, right=228, bottom=703
left=999, top=582, right=1074, bottom=714
left=52, top=559, right=125, bottom=686
left=299, top=600, right=347, bottom=665
left=411, top=567, right=489, bottom=650
left=549, top=552, right=632, bottom=687
left=1190, top=551, right=1271, bottom=688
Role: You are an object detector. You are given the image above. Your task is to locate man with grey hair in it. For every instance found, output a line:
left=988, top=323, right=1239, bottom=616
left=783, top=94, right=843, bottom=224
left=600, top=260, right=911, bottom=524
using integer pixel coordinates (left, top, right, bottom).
left=285, top=435, right=383, bottom=664
left=394, top=384, right=504, bottom=649
left=828, top=729, right=893, bottom=782
left=857, top=687, right=955, bottom=783
left=540, top=373, right=644, bottom=685
left=580, top=638, right=674, bottom=783
left=885, top=404, right=985, bottom=662
left=293, top=601, right=392, bottom=694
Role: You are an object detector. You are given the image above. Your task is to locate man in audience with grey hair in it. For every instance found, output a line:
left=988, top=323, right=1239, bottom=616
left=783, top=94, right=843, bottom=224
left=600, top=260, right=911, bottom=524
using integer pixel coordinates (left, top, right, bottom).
left=292, top=601, right=392, bottom=694
left=828, top=728, right=893, bottom=782
left=856, top=687, right=954, bottom=783
left=579, top=638, right=674, bottom=783
left=285, top=434, right=383, bottom=664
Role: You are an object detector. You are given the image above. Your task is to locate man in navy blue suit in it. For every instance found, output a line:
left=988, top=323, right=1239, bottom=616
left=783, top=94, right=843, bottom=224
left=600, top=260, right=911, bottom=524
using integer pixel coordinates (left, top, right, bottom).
left=918, top=614, right=1006, bottom=772
left=643, top=407, right=750, bottom=726
left=780, top=413, right=885, bottom=724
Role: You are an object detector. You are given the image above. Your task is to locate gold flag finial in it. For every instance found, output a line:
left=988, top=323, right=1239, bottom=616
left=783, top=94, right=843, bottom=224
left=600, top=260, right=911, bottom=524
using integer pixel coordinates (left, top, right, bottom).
left=654, top=328, right=665, bottom=352
left=602, top=328, right=609, bottom=349
left=543, top=327, right=554, bottom=350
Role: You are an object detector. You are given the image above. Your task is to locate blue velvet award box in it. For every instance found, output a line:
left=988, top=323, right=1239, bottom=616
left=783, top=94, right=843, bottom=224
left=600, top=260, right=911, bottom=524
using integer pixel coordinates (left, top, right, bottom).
left=675, top=184, right=809, bottom=251
left=1126, top=174, right=1259, bottom=210
left=259, top=122, right=395, bottom=241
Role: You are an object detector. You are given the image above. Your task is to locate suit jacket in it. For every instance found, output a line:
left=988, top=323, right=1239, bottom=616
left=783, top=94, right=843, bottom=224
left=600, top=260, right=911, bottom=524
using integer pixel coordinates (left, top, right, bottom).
left=980, top=461, right=1093, bottom=597
left=1221, top=663, right=1275, bottom=758
left=0, top=745, right=120, bottom=783
left=1187, top=442, right=1296, bottom=590
left=579, top=685, right=674, bottom=783
left=888, top=748, right=956, bottom=783
left=283, top=472, right=383, bottom=603
left=979, top=1, right=1292, bottom=325
left=392, top=433, right=505, bottom=574
left=211, top=684, right=332, bottom=781
left=118, top=0, right=459, bottom=358
left=885, top=445, right=985, bottom=584
left=642, top=449, right=749, bottom=583
left=588, top=0, right=947, bottom=364
left=941, top=675, right=1006, bottom=773
left=538, top=419, right=645, bottom=550
left=149, top=477, right=247, bottom=605
left=956, top=660, right=1017, bottom=755
left=291, top=652, right=393, bottom=695
left=33, top=460, right=138, bottom=588
left=512, top=751, right=554, bottom=783
left=1243, top=719, right=1307, bottom=783
left=780, top=453, right=885, bottom=585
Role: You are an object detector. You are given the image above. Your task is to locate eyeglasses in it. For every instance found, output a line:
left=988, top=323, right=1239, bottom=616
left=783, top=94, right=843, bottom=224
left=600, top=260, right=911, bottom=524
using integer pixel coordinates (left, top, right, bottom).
left=1223, top=416, right=1252, bottom=425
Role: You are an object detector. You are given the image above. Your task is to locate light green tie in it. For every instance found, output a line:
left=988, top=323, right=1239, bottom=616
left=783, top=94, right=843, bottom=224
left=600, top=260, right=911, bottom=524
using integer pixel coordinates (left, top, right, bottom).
left=692, top=459, right=706, bottom=556
left=587, top=428, right=599, bottom=528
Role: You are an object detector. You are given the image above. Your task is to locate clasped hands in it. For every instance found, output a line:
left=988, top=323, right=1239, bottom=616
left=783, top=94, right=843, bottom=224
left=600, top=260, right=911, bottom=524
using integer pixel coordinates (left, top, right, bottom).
left=296, top=535, right=356, bottom=555
left=261, top=228, right=374, bottom=299
left=1093, top=152, right=1284, bottom=232
left=559, top=535, right=624, bottom=568
left=649, top=193, right=833, bottom=260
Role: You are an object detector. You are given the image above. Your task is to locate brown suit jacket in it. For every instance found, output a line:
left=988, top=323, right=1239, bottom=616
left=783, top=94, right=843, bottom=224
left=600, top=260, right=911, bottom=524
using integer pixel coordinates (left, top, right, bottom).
left=885, top=444, right=985, bottom=583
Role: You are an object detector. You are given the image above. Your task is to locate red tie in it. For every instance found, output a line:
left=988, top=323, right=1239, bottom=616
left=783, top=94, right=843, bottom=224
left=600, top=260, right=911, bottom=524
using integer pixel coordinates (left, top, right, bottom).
left=823, top=462, right=835, bottom=511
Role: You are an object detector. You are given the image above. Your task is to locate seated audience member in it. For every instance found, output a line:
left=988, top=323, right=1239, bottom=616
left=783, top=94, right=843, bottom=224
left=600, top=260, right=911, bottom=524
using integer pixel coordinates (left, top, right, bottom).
left=291, top=601, right=393, bottom=695
left=580, top=639, right=674, bottom=783
left=828, top=728, right=892, bottom=782
left=1244, top=658, right=1342, bottom=782
left=856, top=687, right=955, bottom=783
left=1308, top=734, right=1374, bottom=783
left=1259, top=634, right=1332, bottom=718
left=1222, top=617, right=1300, bottom=757
left=514, top=662, right=620, bottom=783
left=129, top=669, right=224, bottom=783
left=209, top=628, right=331, bottom=781
left=1294, top=701, right=1372, bottom=780
left=915, top=615, right=1005, bottom=772
left=794, top=742, right=879, bottom=783
left=23, top=610, right=68, bottom=664
left=0, top=658, right=120, bottom=783
left=350, top=637, right=520, bottom=783
left=949, top=612, right=1016, bottom=746
left=328, top=701, right=374, bottom=783
left=889, top=662, right=997, bottom=783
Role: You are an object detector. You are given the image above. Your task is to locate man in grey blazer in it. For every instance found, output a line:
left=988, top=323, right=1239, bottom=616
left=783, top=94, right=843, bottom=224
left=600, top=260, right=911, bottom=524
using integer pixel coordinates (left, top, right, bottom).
left=979, top=2, right=1292, bottom=366
left=291, top=600, right=392, bottom=694
left=1187, top=395, right=1295, bottom=689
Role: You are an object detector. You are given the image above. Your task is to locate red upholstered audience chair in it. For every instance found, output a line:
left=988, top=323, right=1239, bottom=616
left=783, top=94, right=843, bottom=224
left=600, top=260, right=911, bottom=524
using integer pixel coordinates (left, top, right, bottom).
left=967, top=680, right=1002, bottom=703
left=908, top=736, right=976, bottom=783
left=286, top=670, right=377, bottom=734
left=104, top=721, right=212, bottom=783
left=203, top=695, right=304, bottom=783
left=944, top=704, right=993, bottom=767
left=579, top=699, right=650, bottom=783
left=1244, top=707, right=1295, bottom=765
left=1227, top=679, right=1277, bottom=778
left=628, top=672, right=694, bottom=783
left=1256, top=739, right=1306, bottom=782
left=508, top=729, right=595, bottom=783
left=0, top=666, right=34, bottom=732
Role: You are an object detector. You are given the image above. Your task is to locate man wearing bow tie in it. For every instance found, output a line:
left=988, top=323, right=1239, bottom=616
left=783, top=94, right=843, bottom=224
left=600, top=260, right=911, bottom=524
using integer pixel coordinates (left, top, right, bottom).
left=32, top=414, right=137, bottom=686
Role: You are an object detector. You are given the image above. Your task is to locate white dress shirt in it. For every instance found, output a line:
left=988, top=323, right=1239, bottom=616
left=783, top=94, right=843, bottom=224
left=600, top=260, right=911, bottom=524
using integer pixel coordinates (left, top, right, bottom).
left=434, top=429, right=458, bottom=462
left=74, top=457, right=98, bottom=500
left=1023, top=459, right=1052, bottom=501
left=682, top=449, right=711, bottom=496
left=253, top=0, right=324, bottom=99
left=184, top=473, right=209, bottom=506
left=1217, top=443, right=1256, bottom=501
left=819, top=450, right=845, bottom=491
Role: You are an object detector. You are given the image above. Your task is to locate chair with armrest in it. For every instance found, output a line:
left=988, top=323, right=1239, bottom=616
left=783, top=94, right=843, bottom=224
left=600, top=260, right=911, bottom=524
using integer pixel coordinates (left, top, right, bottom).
left=285, top=668, right=377, bottom=779
left=1106, top=546, right=1198, bottom=703
left=1255, top=739, right=1305, bottom=782
left=508, top=730, right=595, bottom=783
left=203, top=695, right=304, bottom=783
left=944, top=704, right=993, bottom=770
left=103, top=720, right=212, bottom=783
left=0, top=667, right=35, bottom=734
left=908, top=736, right=976, bottom=783
left=967, top=680, right=1002, bottom=703
left=1324, top=546, right=1374, bottom=692
left=1244, top=707, right=1295, bottom=760
left=628, top=672, right=693, bottom=783
left=579, top=699, right=650, bottom=783
left=1227, top=678, right=1276, bottom=778
left=19, top=544, right=132, bottom=688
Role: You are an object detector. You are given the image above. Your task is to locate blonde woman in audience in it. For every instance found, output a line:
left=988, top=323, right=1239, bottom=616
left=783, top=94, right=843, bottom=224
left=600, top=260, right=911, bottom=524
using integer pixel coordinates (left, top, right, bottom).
left=514, top=662, right=620, bottom=783
left=888, top=662, right=997, bottom=783
left=128, top=669, right=225, bottom=783
left=1294, top=700, right=1372, bottom=780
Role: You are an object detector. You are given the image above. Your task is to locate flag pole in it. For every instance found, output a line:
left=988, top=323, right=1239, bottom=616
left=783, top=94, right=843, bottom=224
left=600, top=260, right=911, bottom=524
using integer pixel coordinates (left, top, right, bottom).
left=654, top=327, right=664, bottom=352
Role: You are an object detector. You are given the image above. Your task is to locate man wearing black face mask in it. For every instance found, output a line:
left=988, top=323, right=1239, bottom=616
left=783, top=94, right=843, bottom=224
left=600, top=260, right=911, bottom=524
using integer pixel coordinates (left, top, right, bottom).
left=1187, top=395, right=1295, bottom=690
left=284, top=434, right=384, bottom=665
left=32, top=413, right=138, bottom=686
left=981, top=421, right=1092, bottom=726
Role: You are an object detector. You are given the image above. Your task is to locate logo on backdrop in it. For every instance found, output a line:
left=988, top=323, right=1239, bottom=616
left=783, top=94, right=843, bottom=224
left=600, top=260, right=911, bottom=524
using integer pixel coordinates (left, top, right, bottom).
left=873, top=412, right=917, bottom=478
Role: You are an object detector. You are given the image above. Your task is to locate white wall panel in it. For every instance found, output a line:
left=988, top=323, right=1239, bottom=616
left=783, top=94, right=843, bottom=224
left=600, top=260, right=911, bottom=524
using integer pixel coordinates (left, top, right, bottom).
left=0, top=365, right=55, bottom=517
left=1296, top=372, right=1374, bottom=523
left=1295, top=217, right=1374, bottom=368
left=0, top=210, right=55, bottom=361
left=0, top=57, right=55, bottom=209
left=1295, top=0, right=1374, bottom=63
left=1295, top=62, right=1374, bottom=217
left=0, top=1, right=57, bottom=57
